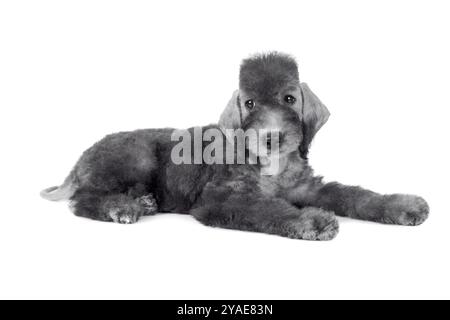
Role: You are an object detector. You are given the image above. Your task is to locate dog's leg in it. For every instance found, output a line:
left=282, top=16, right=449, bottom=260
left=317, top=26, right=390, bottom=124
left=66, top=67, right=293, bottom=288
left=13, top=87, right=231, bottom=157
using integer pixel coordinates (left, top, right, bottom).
left=70, top=189, right=157, bottom=224
left=311, top=182, right=429, bottom=226
left=191, top=196, right=339, bottom=241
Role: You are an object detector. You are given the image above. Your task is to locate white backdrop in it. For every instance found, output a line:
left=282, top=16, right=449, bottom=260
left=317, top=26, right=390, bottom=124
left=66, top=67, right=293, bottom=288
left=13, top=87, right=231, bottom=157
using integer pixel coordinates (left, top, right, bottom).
left=1, top=0, right=449, bottom=299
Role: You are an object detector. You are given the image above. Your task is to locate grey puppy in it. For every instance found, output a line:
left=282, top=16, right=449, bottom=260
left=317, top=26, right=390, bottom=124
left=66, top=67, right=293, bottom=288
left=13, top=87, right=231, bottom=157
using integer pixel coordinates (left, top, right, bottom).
left=41, top=52, right=429, bottom=240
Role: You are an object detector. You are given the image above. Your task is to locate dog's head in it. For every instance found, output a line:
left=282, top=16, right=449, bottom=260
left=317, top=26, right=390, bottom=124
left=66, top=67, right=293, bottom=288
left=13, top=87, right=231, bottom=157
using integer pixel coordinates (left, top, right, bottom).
left=219, top=52, right=330, bottom=159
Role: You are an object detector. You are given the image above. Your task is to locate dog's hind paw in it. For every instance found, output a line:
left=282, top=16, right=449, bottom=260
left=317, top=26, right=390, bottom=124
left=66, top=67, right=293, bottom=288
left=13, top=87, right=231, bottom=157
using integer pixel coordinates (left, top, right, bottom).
left=137, top=194, right=158, bottom=216
left=289, top=208, right=339, bottom=241
left=380, top=194, right=429, bottom=226
left=108, top=205, right=142, bottom=224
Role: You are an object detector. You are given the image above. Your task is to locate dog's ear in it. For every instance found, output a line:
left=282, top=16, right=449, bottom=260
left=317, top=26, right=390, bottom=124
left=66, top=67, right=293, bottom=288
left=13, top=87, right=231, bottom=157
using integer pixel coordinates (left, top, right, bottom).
left=299, top=83, right=330, bottom=159
left=218, top=90, right=241, bottom=130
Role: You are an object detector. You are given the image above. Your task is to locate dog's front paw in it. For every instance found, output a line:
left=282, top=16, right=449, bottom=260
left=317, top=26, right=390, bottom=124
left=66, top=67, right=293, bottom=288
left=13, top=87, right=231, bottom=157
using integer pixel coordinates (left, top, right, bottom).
left=289, top=208, right=339, bottom=241
left=380, top=194, right=429, bottom=226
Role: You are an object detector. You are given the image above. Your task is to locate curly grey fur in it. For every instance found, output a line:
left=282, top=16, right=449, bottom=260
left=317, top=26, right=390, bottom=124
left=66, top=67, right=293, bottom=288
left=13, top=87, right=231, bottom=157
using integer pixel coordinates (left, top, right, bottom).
left=240, top=52, right=300, bottom=103
left=41, top=52, right=429, bottom=240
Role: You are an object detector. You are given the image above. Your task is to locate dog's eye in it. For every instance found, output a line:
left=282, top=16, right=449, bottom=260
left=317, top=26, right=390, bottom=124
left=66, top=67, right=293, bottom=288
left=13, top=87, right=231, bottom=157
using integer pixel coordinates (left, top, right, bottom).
left=284, top=95, right=296, bottom=104
left=245, top=99, right=256, bottom=110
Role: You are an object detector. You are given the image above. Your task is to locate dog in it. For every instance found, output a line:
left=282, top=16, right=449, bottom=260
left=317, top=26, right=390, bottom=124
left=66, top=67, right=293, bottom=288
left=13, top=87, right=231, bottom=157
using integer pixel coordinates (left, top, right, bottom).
left=41, top=52, right=429, bottom=240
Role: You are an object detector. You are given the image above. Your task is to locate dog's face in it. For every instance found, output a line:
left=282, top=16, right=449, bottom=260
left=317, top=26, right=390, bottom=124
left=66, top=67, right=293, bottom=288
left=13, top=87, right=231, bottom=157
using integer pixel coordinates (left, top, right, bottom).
left=241, top=97, right=303, bottom=159
left=219, top=52, right=330, bottom=159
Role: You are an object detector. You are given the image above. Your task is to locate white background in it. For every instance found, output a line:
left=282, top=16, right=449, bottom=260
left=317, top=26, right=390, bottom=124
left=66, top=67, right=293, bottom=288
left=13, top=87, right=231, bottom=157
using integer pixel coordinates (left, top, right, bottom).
left=1, top=0, right=449, bottom=300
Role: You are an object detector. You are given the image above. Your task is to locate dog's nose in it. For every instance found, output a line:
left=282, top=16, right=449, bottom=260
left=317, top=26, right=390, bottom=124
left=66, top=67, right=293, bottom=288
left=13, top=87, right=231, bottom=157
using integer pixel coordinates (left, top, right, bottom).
left=266, top=132, right=283, bottom=150
left=266, top=135, right=272, bottom=149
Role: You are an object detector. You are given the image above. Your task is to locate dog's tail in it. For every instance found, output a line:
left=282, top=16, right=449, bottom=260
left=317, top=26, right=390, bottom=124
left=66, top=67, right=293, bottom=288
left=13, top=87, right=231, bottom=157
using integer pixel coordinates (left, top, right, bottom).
left=40, top=171, right=77, bottom=201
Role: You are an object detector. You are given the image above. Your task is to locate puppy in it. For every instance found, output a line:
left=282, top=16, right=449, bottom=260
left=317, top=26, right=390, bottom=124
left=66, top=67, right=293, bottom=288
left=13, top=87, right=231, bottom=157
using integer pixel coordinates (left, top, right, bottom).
left=41, top=53, right=429, bottom=240
left=219, top=52, right=429, bottom=228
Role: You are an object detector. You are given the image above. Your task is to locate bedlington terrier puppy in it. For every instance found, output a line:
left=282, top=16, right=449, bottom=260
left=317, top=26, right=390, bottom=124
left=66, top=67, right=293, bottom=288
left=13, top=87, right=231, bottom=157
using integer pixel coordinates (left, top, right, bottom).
left=41, top=52, right=429, bottom=240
